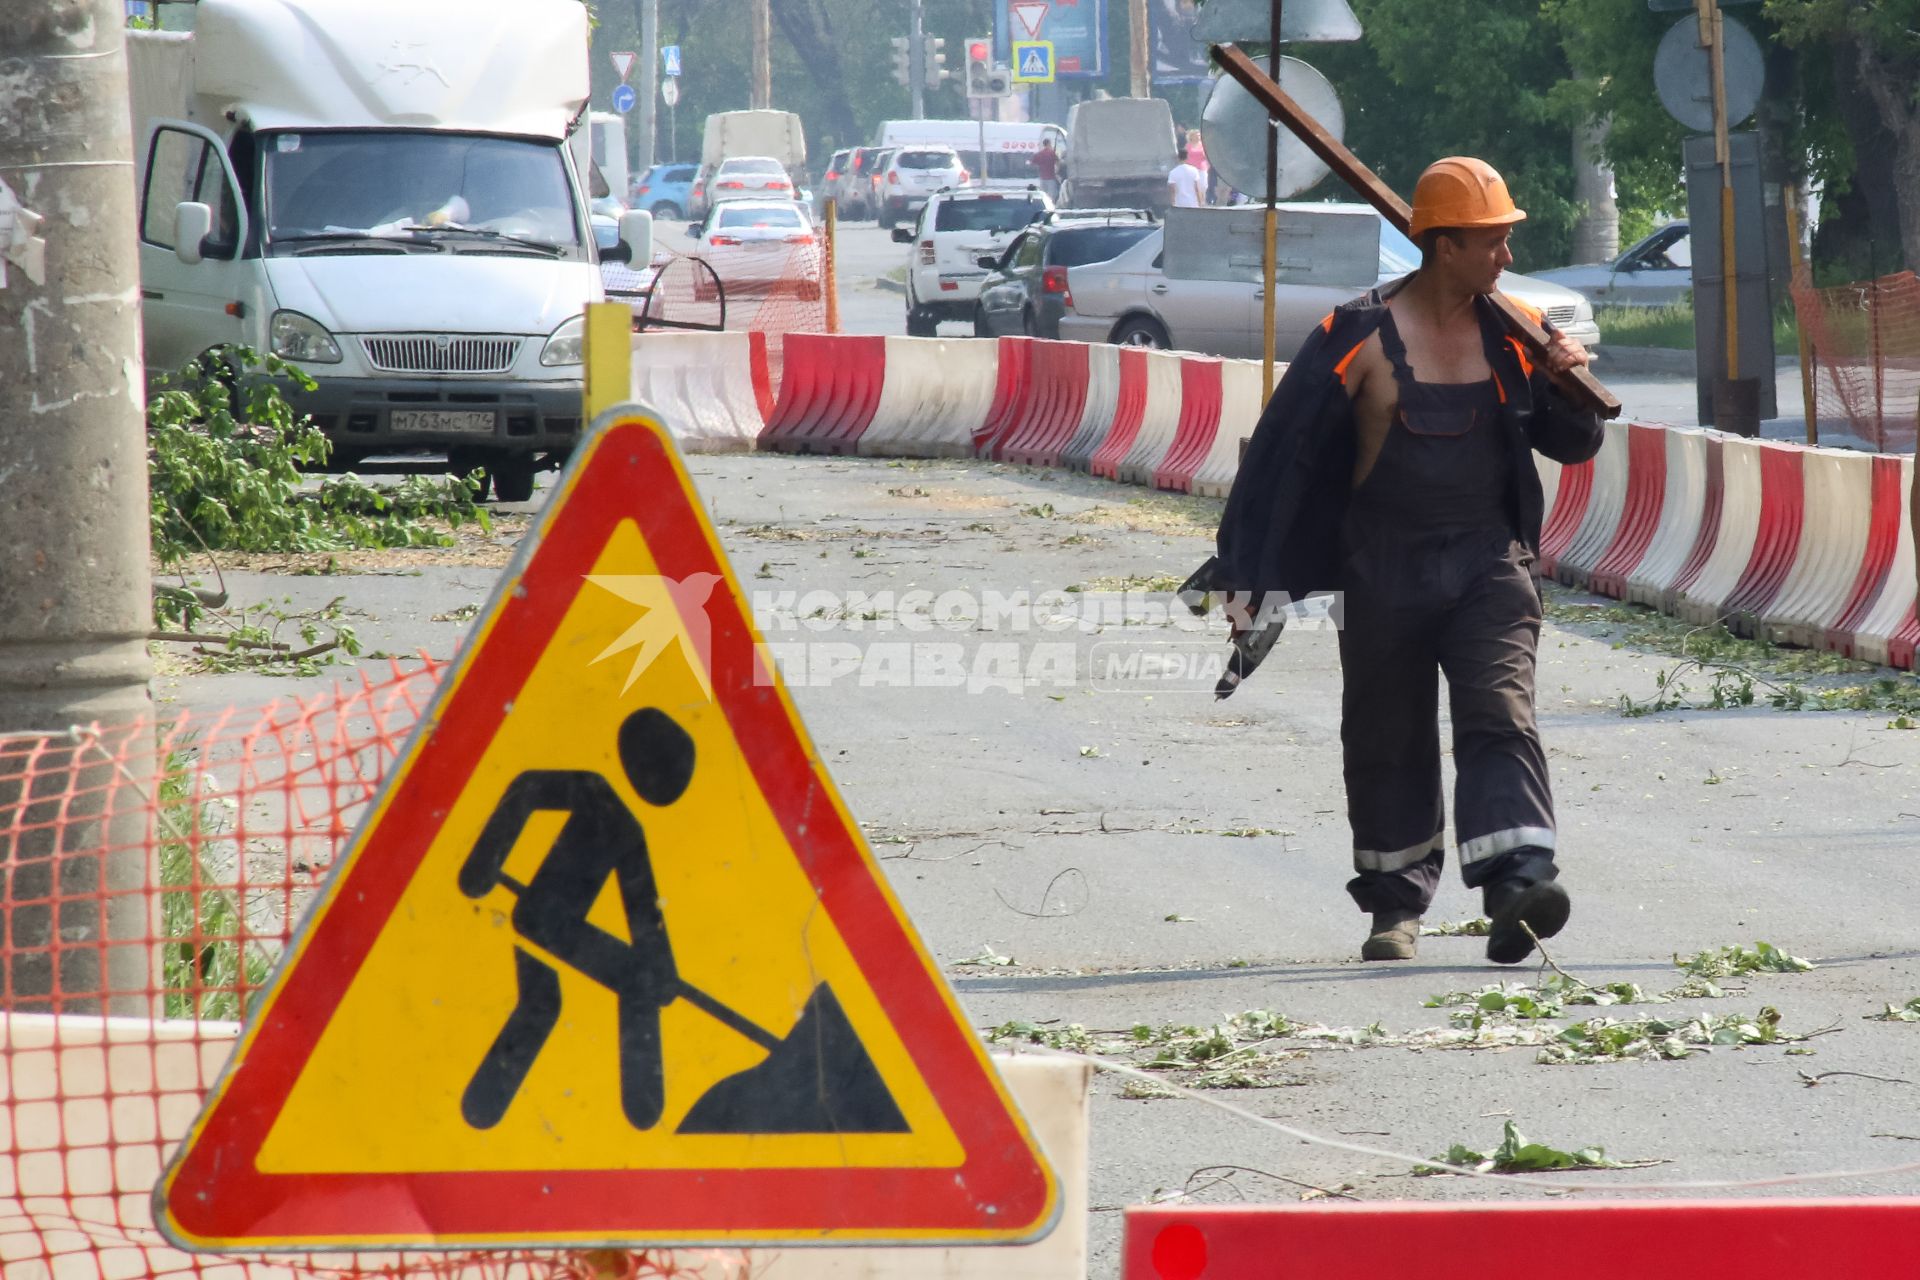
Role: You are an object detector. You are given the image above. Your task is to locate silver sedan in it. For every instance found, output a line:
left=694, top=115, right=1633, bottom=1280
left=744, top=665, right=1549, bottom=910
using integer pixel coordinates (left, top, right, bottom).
left=1057, top=209, right=1602, bottom=359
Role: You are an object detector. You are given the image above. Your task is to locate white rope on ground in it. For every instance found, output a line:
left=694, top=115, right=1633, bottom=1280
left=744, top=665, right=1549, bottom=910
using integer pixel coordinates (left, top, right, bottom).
left=1013, top=1044, right=1920, bottom=1195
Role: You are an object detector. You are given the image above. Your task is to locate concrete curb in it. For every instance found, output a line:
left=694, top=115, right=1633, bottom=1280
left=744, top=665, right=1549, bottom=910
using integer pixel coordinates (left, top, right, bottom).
left=873, top=275, right=906, bottom=296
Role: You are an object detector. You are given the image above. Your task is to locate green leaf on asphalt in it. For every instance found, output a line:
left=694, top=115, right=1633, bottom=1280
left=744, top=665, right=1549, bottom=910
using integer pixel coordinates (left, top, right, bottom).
left=1416, top=1121, right=1629, bottom=1176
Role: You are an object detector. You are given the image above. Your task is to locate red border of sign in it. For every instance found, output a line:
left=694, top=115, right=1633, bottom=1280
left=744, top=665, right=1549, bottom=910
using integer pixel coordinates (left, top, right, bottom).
left=157, top=414, right=1059, bottom=1248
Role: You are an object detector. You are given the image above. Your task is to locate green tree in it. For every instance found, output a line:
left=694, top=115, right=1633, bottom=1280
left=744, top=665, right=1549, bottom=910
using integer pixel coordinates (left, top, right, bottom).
left=1766, top=0, right=1920, bottom=273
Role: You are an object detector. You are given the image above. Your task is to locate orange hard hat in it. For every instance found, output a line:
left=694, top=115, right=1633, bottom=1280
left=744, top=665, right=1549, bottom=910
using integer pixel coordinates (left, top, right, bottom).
left=1407, top=157, right=1526, bottom=239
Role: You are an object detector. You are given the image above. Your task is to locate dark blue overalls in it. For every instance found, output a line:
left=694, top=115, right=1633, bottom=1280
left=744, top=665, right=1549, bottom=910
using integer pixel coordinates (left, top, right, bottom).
left=1336, top=310, right=1559, bottom=915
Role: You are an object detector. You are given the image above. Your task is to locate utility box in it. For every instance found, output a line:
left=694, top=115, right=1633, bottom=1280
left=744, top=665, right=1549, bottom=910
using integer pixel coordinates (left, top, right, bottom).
left=1163, top=204, right=1379, bottom=288
left=1686, top=131, right=1777, bottom=428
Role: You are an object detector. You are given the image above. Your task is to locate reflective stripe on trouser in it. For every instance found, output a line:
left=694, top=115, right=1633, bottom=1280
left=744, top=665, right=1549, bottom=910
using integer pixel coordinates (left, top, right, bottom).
left=1337, top=527, right=1557, bottom=916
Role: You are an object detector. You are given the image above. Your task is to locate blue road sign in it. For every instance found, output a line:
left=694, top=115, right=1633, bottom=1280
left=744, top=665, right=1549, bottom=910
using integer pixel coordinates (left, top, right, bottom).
left=611, top=84, right=637, bottom=114
left=662, top=45, right=682, bottom=76
left=1011, top=40, right=1055, bottom=83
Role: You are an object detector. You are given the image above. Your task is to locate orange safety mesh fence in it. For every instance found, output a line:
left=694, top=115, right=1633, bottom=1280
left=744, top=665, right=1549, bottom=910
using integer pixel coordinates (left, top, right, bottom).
left=631, top=235, right=829, bottom=390
left=0, top=660, right=757, bottom=1280
left=1792, top=270, right=1920, bottom=453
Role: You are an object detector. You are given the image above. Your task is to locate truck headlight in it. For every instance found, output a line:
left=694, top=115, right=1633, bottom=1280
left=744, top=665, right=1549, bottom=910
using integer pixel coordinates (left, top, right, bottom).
left=269, top=310, right=343, bottom=364
left=540, top=314, right=585, bottom=367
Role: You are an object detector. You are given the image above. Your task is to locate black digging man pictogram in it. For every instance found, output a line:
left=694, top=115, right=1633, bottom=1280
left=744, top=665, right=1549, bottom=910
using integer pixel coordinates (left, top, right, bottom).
left=457, top=706, right=908, bottom=1136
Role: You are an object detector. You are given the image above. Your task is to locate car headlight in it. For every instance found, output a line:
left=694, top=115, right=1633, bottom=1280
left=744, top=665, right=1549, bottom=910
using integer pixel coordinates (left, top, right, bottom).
left=269, top=310, right=342, bottom=364
left=540, top=314, right=585, bottom=367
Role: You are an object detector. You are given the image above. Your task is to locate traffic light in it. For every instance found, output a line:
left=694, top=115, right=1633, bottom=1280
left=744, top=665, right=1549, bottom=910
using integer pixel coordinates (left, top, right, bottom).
left=890, top=36, right=913, bottom=87
left=922, top=36, right=948, bottom=88
left=964, top=37, right=1010, bottom=98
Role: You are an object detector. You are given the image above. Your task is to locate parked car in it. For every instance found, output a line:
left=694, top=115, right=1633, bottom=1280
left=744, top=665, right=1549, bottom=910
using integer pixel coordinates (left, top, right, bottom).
left=895, top=186, right=1054, bottom=336
left=630, top=162, right=698, bottom=219
left=1533, top=221, right=1691, bottom=308
left=818, top=148, right=853, bottom=215
left=686, top=199, right=821, bottom=299
left=876, top=146, right=968, bottom=229
left=972, top=211, right=1160, bottom=339
left=1055, top=206, right=1601, bottom=358
left=708, top=155, right=797, bottom=205
left=863, top=148, right=896, bottom=222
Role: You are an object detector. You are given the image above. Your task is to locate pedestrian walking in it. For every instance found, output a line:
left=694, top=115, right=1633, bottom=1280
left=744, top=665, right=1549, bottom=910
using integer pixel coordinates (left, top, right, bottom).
left=1033, top=137, right=1061, bottom=201
left=1167, top=151, right=1206, bottom=209
left=1192, top=157, right=1602, bottom=965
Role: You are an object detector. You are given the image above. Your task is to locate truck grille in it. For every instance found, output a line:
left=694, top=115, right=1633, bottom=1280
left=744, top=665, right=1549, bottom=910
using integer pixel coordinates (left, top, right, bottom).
left=361, top=335, right=522, bottom=375
left=1545, top=305, right=1579, bottom=328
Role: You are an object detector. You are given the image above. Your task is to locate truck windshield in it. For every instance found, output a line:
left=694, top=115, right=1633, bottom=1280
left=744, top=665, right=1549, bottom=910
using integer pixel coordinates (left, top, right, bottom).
left=263, top=131, right=582, bottom=251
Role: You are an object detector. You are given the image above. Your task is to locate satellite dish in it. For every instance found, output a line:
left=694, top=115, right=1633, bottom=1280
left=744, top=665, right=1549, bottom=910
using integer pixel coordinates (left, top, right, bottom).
left=1192, top=0, right=1362, bottom=44
left=1201, top=57, right=1344, bottom=200
left=1653, top=15, right=1764, bottom=133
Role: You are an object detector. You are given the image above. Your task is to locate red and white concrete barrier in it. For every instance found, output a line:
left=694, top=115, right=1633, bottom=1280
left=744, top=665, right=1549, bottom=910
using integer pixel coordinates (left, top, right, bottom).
left=1114, top=348, right=1186, bottom=486
left=628, top=331, right=767, bottom=452
left=1060, top=343, right=1124, bottom=473
left=760, top=333, right=888, bottom=455
left=862, top=336, right=999, bottom=459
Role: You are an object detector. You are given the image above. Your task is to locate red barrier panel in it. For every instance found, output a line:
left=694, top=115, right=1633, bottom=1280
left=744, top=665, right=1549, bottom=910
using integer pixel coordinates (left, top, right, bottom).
left=1089, top=347, right=1149, bottom=480
left=1587, top=424, right=1668, bottom=599
left=1153, top=357, right=1224, bottom=492
left=975, top=337, right=1033, bottom=457
left=748, top=330, right=775, bottom=423
left=1664, top=434, right=1727, bottom=606
left=1000, top=340, right=1092, bottom=467
left=1890, top=606, right=1920, bottom=670
left=1719, top=443, right=1806, bottom=629
left=1826, top=455, right=1907, bottom=657
left=1124, top=1202, right=1920, bottom=1279
left=1534, top=457, right=1593, bottom=579
left=760, top=333, right=887, bottom=454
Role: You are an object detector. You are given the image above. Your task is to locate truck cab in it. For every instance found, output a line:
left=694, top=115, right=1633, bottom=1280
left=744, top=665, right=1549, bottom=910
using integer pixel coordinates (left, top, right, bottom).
left=128, top=0, right=646, bottom=501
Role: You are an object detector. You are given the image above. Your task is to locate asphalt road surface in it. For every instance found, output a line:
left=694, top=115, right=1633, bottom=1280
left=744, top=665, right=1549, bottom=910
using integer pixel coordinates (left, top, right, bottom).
left=180, top=448, right=1920, bottom=1275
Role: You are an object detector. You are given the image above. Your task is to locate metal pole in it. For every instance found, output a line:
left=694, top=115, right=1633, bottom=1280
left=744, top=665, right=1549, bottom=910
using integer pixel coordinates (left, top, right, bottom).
left=636, top=0, right=658, bottom=178
left=0, top=0, right=154, bottom=1016
left=909, top=0, right=926, bottom=120
left=824, top=198, right=841, bottom=333
left=1130, top=0, right=1150, bottom=97
left=1784, top=183, right=1817, bottom=444
left=1261, top=1, right=1283, bottom=401
left=670, top=99, right=677, bottom=163
left=752, top=0, right=772, bottom=110
left=1699, top=0, right=1738, bottom=382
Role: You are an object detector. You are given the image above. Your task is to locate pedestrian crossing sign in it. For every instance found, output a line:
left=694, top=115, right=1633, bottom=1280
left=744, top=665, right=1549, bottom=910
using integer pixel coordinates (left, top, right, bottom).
left=152, top=402, right=1060, bottom=1250
left=1012, top=40, right=1055, bottom=83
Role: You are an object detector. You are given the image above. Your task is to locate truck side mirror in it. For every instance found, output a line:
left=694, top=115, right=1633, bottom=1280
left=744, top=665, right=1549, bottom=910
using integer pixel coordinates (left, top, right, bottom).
left=173, top=202, right=213, bottom=266
left=890, top=225, right=914, bottom=244
left=617, top=209, right=653, bottom=266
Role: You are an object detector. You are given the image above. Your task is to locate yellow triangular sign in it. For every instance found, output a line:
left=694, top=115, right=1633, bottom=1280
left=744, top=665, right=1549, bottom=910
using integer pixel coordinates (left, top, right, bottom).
left=156, top=408, right=1059, bottom=1249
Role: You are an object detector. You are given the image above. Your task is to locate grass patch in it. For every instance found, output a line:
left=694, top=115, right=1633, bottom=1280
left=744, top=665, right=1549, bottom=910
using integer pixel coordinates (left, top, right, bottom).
left=1543, top=592, right=1920, bottom=717
left=1596, top=300, right=1800, bottom=353
left=158, top=748, right=274, bottom=1021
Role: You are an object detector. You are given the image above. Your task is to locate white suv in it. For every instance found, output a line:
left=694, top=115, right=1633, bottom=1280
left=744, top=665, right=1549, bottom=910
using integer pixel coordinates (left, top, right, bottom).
left=893, top=186, right=1053, bottom=336
left=876, top=147, right=967, bottom=229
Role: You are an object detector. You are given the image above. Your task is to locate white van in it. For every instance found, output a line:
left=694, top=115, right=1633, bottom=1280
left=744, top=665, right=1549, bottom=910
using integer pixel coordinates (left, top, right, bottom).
left=127, top=0, right=650, bottom=501
left=874, top=119, right=1067, bottom=188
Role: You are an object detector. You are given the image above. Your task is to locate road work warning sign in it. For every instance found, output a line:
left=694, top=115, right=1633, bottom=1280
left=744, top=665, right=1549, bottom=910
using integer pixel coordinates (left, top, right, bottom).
left=155, top=409, right=1059, bottom=1250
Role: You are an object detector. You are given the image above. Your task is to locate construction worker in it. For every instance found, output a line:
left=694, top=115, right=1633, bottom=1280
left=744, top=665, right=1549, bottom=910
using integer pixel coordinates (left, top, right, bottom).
left=1198, top=158, right=1602, bottom=965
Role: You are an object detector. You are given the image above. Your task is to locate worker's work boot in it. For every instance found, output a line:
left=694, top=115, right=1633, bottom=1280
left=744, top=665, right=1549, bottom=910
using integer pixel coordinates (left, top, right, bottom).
left=1484, top=877, right=1571, bottom=965
left=1361, top=909, right=1421, bottom=961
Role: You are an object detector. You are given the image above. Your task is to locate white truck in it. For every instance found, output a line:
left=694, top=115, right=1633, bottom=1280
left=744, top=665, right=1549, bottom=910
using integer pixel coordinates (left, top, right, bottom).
left=1060, top=98, right=1178, bottom=213
left=691, top=109, right=806, bottom=217
left=127, top=0, right=651, bottom=501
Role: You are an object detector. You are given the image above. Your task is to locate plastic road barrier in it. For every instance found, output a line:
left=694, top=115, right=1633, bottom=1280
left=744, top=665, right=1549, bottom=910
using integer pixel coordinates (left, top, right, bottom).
left=627, top=332, right=766, bottom=452
left=863, top=337, right=1000, bottom=459
left=998, top=340, right=1093, bottom=467
left=1113, top=349, right=1185, bottom=486
left=1152, top=356, right=1225, bottom=493
left=761, top=333, right=887, bottom=454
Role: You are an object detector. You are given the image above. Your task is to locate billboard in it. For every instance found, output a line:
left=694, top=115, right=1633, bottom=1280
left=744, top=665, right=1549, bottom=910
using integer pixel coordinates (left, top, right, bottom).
left=1150, top=0, right=1213, bottom=84
left=995, top=0, right=1106, bottom=80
